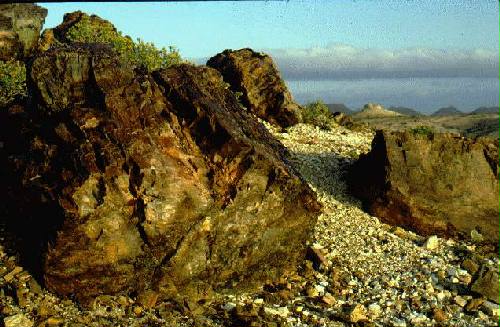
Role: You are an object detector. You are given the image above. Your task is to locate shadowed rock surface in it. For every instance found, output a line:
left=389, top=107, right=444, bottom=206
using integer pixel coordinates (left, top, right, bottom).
left=0, top=44, right=320, bottom=304
left=349, top=130, right=499, bottom=245
left=0, top=3, right=47, bottom=61
left=207, top=48, right=302, bottom=128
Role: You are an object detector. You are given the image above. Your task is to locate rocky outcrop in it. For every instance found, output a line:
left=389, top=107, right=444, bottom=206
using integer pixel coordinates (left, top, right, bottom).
left=0, top=44, right=320, bottom=304
left=352, top=103, right=403, bottom=119
left=0, top=4, right=47, bottom=61
left=349, top=130, right=499, bottom=244
left=51, top=11, right=120, bottom=44
left=207, top=48, right=302, bottom=128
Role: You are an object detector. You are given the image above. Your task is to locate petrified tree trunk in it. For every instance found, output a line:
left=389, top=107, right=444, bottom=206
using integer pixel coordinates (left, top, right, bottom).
left=1, top=44, right=320, bottom=303
left=207, top=48, right=302, bottom=128
left=349, top=130, right=499, bottom=245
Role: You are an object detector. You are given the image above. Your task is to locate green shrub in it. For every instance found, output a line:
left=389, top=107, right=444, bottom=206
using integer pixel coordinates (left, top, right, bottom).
left=302, top=100, right=334, bottom=130
left=127, top=40, right=182, bottom=71
left=0, top=60, right=26, bottom=107
left=411, top=125, right=434, bottom=135
left=66, top=15, right=182, bottom=71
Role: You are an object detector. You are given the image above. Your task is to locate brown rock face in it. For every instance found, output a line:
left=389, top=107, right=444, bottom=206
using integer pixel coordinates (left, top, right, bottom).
left=349, top=130, right=499, bottom=244
left=1, top=45, right=320, bottom=303
left=0, top=4, right=47, bottom=60
left=207, top=48, right=302, bottom=128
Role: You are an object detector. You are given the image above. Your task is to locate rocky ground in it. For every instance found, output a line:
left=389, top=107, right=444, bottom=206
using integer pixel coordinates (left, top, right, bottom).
left=1, top=122, right=499, bottom=327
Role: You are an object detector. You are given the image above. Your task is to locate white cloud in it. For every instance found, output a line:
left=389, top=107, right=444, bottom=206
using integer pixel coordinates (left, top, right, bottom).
left=265, top=44, right=499, bottom=80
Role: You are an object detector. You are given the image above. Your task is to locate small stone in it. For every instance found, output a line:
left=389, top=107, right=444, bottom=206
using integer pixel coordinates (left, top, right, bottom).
left=27, top=279, right=42, bottom=294
left=253, top=298, right=264, bottom=305
left=4, top=313, right=34, bottom=327
left=132, top=305, right=143, bottom=317
left=3, top=266, right=23, bottom=282
left=465, top=297, right=485, bottom=312
left=482, top=301, right=500, bottom=316
left=458, top=274, right=472, bottom=285
left=367, top=303, right=381, bottom=316
left=454, top=295, right=467, bottom=307
left=461, top=258, right=480, bottom=275
left=346, top=304, right=367, bottom=323
left=470, top=229, right=484, bottom=243
left=314, top=284, right=325, bottom=295
left=46, top=317, right=64, bottom=326
left=320, top=294, right=336, bottom=306
left=436, top=291, right=447, bottom=302
left=423, top=235, right=439, bottom=250
left=432, top=308, right=447, bottom=322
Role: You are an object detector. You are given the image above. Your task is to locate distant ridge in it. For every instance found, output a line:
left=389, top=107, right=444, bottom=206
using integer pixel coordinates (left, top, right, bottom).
left=326, top=103, right=354, bottom=115
left=432, top=106, right=463, bottom=116
left=470, top=106, right=499, bottom=115
left=388, top=106, right=423, bottom=116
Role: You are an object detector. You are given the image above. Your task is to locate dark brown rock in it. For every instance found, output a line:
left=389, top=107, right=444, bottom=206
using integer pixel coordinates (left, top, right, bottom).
left=349, top=130, right=499, bottom=244
left=305, top=246, right=328, bottom=271
left=1, top=45, right=320, bottom=304
left=471, top=266, right=499, bottom=304
left=0, top=4, right=47, bottom=60
left=461, top=258, right=480, bottom=275
left=207, top=48, right=302, bottom=128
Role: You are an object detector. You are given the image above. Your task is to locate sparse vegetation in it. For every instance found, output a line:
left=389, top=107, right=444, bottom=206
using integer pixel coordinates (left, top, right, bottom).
left=411, top=125, right=434, bottom=135
left=302, top=100, right=335, bottom=130
left=0, top=60, right=27, bottom=107
left=66, top=15, right=183, bottom=71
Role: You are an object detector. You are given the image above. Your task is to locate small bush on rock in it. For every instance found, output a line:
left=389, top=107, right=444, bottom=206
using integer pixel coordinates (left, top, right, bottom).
left=0, top=60, right=27, bottom=107
left=302, top=100, right=334, bottom=130
left=66, top=15, right=182, bottom=71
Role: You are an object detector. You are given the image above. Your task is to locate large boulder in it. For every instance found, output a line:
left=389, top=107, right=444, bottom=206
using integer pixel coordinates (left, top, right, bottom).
left=0, top=3, right=47, bottom=61
left=1, top=44, right=320, bottom=304
left=207, top=48, right=302, bottom=128
left=349, top=130, right=499, bottom=244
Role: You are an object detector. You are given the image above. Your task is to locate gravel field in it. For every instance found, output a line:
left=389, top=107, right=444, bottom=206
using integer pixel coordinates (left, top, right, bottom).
left=1, top=122, right=498, bottom=327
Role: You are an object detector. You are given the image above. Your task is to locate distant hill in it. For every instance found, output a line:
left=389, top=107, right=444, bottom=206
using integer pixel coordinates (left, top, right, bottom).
left=470, top=106, right=499, bottom=115
left=326, top=103, right=354, bottom=115
left=432, top=106, right=463, bottom=116
left=388, top=106, right=423, bottom=116
left=352, top=103, right=403, bottom=119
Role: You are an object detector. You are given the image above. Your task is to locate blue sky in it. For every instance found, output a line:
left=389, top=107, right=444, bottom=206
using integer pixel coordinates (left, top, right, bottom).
left=41, top=1, right=499, bottom=112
